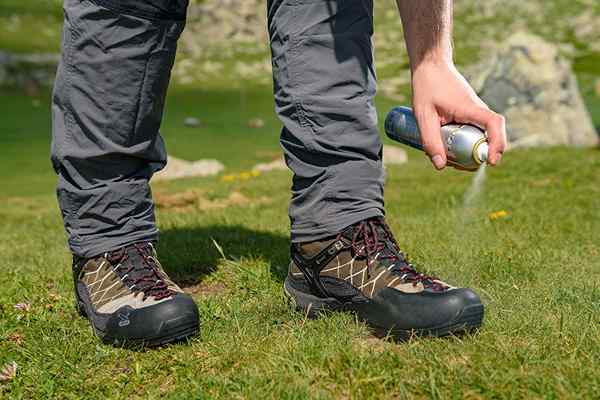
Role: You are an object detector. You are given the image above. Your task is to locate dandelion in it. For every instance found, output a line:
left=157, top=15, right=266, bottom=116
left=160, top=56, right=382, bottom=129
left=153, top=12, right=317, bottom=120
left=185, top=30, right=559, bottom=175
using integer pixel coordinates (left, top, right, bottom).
left=489, top=210, right=509, bottom=221
left=239, top=172, right=252, bottom=180
left=222, top=171, right=261, bottom=182
left=221, top=174, right=236, bottom=182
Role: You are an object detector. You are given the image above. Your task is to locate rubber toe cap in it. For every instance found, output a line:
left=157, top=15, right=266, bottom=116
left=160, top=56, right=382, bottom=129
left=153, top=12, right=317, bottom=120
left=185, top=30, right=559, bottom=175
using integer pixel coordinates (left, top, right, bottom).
left=105, top=293, right=200, bottom=345
left=362, top=287, right=484, bottom=331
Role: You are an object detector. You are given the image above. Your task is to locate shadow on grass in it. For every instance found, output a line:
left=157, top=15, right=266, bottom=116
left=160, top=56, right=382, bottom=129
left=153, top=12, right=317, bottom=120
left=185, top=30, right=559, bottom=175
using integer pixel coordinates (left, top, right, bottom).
left=157, top=225, right=290, bottom=287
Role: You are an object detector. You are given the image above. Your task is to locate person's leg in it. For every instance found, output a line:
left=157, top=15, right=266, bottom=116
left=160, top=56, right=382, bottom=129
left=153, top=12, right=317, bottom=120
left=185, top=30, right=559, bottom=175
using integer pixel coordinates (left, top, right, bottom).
left=51, top=0, right=188, bottom=258
left=269, top=0, right=484, bottom=339
left=268, top=0, right=385, bottom=242
left=51, top=0, right=199, bottom=347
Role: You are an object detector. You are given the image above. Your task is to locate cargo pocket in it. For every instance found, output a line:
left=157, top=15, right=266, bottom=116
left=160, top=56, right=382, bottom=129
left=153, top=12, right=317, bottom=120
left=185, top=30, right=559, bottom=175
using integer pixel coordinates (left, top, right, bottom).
left=66, top=0, right=183, bottom=149
left=134, top=25, right=183, bottom=146
left=288, top=31, right=378, bottom=149
left=285, top=0, right=376, bottom=139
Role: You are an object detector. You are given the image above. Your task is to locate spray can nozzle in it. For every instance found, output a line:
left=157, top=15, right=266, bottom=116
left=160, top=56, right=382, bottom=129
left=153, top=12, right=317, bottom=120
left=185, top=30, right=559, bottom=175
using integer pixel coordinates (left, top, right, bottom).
left=474, top=141, right=489, bottom=165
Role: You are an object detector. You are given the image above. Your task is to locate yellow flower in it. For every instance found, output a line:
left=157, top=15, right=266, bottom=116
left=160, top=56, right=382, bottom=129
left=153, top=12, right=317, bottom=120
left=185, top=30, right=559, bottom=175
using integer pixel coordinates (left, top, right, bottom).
left=239, top=172, right=252, bottom=180
left=221, top=175, right=236, bottom=182
left=489, top=210, right=509, bottom=221
left=222, top=170, right=260, bottom=182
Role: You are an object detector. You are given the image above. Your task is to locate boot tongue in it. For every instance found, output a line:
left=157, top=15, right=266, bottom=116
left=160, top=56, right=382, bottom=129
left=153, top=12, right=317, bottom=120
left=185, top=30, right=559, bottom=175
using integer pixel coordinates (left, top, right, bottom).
left=110, top=243, right=172, bottom=300
left=123, top=245, right=152, bottom=282
left=342, top=218, right=402, bottom=268
left=344, top=219, right=446, bottom=291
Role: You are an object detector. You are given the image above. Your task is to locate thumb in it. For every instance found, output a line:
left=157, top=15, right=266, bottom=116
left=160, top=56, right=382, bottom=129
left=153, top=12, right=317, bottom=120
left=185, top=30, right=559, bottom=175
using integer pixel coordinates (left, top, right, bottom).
left=415, top=107, right=446, bottom=170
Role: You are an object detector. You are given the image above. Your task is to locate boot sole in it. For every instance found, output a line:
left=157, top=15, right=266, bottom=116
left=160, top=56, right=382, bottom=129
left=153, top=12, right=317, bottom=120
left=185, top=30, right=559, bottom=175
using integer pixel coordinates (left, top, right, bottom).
left=283, top=278, right=484, bottom=340
left=76, top=299, right=200, bottom=348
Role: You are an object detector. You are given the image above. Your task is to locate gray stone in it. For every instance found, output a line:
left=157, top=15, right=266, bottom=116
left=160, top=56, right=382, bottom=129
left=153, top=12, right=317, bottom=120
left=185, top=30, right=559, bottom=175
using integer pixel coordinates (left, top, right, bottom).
left=467, top=32, right=598, bottom=148
left=184, top=117, right=201, bottom=128
left=180, top=0, right=267, bottom=57
left=382, top=145, right=408, bottom=166
left=0, top=51, right=59, bottom=89
left=153, top=156, right=224, bottom=181
left=252, top=158, right=287, bottom=173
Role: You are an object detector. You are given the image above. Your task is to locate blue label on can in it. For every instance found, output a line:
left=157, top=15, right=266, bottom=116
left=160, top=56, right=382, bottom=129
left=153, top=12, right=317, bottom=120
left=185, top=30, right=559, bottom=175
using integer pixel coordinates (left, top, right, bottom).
left=384, top=107, right=424, bottom=151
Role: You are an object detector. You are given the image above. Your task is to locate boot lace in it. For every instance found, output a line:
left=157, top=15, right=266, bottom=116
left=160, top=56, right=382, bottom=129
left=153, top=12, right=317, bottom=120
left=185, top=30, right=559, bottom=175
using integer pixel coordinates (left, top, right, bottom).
left=106, top=243, right=174, bottom=301
left=342, top=218, right=447, bottom=292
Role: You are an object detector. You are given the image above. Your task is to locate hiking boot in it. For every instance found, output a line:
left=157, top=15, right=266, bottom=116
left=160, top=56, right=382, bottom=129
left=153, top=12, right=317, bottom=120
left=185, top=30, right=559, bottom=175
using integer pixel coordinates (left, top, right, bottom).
left=73, top=242, right=200, bottom=347
left=284, top=217, right=484, bottom=339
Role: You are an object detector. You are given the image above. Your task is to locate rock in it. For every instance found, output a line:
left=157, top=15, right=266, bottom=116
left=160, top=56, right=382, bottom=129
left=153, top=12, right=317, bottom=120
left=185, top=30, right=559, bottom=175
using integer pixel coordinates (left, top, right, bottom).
left=467, top=32, right=598, bottom=148
left=252, top=158, right=287, bottom=172
left=248, top=118, right=265, bottom=129
left=0, top=51, right=59, bottom=89
left=181, top=0, right=267, bottom=57
left=382, top=145, right=408, bottom=166
left=153, top=156, right=224, bottom=181
left=184, top=117, right=201, bottom=128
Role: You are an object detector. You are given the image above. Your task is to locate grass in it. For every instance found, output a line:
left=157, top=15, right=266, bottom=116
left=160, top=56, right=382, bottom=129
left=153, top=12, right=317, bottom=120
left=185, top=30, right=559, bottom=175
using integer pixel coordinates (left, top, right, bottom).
left=1, top=85, right=600, bottom=398
left=2, top=1, right=600, bottom=398
left=1, top=136, right=600, bottom=398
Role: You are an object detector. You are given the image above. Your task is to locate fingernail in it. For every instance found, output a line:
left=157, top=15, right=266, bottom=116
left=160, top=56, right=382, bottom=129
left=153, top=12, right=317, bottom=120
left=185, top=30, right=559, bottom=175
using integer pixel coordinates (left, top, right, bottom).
left=432, top=155, right=445, bottom=170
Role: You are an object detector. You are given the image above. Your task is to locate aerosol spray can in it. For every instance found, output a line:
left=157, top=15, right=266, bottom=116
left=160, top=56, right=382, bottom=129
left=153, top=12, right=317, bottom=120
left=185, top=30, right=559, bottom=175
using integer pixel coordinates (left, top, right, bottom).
left=384, top=106, right=489, bottom=171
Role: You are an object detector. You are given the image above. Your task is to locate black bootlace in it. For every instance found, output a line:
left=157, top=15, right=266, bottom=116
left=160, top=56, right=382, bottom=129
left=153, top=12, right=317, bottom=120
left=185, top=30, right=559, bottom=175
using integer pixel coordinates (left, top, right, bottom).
left=106, top=243, right=174, bottom=300
left=342, top=218, right=447, bottom=292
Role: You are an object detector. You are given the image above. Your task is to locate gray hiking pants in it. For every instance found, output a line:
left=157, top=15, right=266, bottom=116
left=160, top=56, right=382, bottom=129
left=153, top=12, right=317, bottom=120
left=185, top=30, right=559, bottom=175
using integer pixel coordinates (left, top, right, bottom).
left=52, top=0, right=384, bottom=257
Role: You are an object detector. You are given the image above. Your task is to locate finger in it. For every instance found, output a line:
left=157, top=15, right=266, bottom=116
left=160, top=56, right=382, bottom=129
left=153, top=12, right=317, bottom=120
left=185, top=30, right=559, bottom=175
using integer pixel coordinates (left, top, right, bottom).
left=414, top=106, right=446, bottom=170
left=457, top=107, right=506, bottom=166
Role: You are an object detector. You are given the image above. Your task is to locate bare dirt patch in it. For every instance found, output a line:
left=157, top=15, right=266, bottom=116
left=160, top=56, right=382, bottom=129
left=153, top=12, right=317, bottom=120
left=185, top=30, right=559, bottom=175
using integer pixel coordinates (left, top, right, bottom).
left=182, top=280, right=228, bottom=298
left=154, top=190, right=270, bottom=212
left=352, top=335, right=391, bottom=354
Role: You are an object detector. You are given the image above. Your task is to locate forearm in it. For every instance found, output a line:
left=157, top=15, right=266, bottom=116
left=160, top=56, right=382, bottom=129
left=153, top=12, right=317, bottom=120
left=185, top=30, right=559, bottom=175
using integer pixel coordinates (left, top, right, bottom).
left=396, top=0, right=454, bottom=71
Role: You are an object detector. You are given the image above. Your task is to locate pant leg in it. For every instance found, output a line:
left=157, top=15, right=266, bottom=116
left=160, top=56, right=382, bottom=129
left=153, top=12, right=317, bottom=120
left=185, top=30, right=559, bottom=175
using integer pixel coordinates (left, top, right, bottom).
left=51, top=0, right=188, bottom=257
left=268, top=0, right=385, bottom=242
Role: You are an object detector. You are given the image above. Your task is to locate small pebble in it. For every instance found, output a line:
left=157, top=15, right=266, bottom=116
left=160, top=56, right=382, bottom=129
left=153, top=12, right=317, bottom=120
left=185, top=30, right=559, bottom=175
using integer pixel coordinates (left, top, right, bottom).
left=184, top=117, right=201, bottom=128
left=248, top=118, right=265, bottom=129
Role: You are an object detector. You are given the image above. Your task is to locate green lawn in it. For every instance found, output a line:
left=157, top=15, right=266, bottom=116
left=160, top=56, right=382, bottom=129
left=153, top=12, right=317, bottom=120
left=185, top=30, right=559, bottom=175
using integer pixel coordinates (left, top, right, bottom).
left=1, top=84, right=600, bottom=397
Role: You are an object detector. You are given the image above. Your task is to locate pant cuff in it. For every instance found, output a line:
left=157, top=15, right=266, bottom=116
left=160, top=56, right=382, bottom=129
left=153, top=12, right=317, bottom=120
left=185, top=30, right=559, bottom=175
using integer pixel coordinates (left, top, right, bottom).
left=290, top=207, right=384, bottom=243
left=68, top=229, right=160, bottom=258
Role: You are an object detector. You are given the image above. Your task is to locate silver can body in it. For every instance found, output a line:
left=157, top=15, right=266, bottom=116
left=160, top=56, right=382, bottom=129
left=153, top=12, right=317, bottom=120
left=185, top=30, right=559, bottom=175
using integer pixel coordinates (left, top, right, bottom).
left=384, top=106, right=488, bottom=170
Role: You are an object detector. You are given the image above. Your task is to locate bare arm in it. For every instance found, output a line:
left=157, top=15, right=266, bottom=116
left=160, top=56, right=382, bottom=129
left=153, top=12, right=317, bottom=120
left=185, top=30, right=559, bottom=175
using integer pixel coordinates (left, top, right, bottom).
left=396, top=0, right=506, bottom=169
left=397, top=0, right=453, bottom=69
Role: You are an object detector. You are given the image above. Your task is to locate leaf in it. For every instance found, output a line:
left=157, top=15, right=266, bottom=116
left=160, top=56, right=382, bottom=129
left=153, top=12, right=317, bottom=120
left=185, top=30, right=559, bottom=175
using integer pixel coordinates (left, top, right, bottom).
left=0, top=361, right=17, bottom=383
left=211, top=238, right=226, bottom=260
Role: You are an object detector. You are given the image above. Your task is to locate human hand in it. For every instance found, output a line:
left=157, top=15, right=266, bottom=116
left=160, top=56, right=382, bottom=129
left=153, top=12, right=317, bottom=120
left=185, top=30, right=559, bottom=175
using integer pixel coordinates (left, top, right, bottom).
left=410, top=60, right=507, bottom=170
